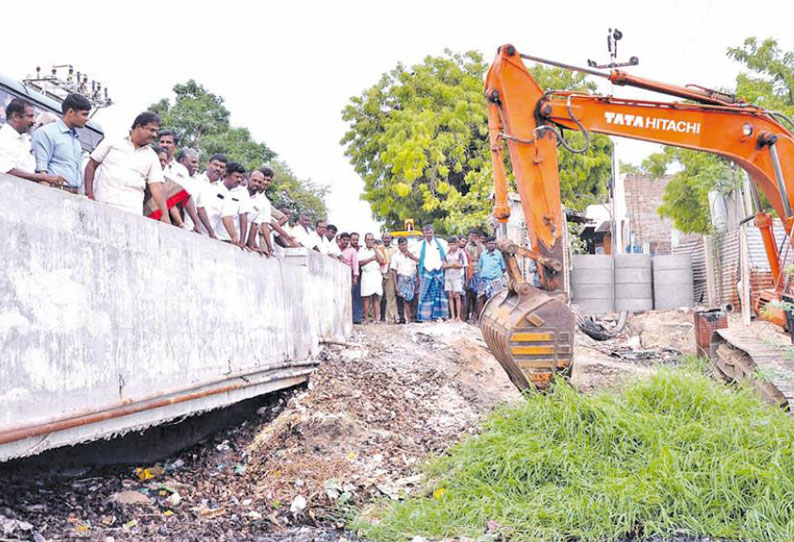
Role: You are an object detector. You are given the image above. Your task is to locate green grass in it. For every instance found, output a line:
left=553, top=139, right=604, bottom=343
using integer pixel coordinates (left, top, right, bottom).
left=354, top=364, right=794, bottom=542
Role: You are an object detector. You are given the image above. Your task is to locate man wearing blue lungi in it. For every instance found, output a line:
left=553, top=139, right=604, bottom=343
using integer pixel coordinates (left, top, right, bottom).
left=409, top=224, right=450, bottom=322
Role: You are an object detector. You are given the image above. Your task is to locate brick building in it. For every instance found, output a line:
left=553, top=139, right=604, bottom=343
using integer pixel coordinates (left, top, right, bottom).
left=622, top=173, right=699, bottom=254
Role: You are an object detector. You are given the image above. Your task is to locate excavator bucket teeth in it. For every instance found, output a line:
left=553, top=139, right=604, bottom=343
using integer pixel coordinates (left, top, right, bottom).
left=480, top=284, right=576, bottom=392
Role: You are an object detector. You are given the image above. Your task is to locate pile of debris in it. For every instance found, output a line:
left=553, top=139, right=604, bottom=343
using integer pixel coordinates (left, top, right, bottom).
left=0, top=323, right=517, bottom=541
left=245, top=323, right=518, bottom=522
left=573, top=309, right=696, bottom=392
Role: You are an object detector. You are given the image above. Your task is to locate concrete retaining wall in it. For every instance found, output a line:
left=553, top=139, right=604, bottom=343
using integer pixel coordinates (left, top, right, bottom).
left=0, top=174, right=351, bottom=460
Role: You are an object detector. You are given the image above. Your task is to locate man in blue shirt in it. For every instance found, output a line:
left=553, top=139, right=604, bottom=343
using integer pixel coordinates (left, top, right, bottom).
left=477, top=235, right=506, bottom=313
left=32, top=93, right=91, bottom=193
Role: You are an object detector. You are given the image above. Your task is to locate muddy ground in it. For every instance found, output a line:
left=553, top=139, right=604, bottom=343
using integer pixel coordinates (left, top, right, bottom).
left=0, top=311, right=697, bottom=541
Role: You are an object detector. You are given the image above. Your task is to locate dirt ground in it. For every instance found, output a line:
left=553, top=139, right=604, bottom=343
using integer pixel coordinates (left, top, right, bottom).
left=573, top=309, right=696, bottom=392
left=0, top=313, right=694, bottom=541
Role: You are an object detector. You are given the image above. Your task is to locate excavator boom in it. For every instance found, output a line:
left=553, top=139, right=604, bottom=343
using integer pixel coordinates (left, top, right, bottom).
left=481, top=44, right=794, bottom=401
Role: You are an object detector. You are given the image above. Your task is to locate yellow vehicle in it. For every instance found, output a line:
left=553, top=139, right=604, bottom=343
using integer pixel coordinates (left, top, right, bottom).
left=389, top=219, right=423, bottom=239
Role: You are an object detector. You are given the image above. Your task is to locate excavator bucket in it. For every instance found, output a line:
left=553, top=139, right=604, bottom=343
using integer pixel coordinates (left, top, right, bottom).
left=480, top=268, right=576, bottom=392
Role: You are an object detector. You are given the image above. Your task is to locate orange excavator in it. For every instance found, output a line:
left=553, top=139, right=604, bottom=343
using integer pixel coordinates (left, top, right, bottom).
left=479, top=38, right=794, bottom=407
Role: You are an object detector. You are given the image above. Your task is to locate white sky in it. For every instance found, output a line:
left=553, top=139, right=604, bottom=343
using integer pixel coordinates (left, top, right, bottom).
left=6, top=0, right=794, bottom=234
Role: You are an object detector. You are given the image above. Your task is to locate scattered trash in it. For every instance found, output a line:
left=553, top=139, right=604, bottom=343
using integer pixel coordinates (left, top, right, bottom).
left=74, top=522, right=91, bottom=538
left=112, top=490, right=152, bottom=506
left=166, top=492, right=182, bottom=506
left=157, top=482, right=177, bottom=494
left=290, top=495, right=307, bottom=514
left=164, top=458, right=185, bottom=472
left=134, top=464, right=164, bottom=481
left=324, top=478, right=344, bottom=500
left=0, top=324, right=538, bottom=540
left=1, top=514, right=33, bottom=536
left=197, top=506, right=225, bottom=518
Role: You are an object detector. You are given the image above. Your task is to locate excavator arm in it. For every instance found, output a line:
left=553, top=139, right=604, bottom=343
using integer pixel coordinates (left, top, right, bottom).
left=480, top=44, right=794, bottom=394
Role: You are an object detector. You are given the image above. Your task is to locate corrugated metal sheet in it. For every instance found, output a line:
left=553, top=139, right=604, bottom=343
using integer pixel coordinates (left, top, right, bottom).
left=746, top=222, right=794, bottom=272
left=714, top=230, right=740, bottom=306
left=672, top=219, right=793, bottom=308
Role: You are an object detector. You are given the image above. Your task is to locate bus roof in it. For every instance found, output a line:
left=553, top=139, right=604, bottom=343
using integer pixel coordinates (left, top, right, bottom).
left=0, top=72, right=103, bottom=134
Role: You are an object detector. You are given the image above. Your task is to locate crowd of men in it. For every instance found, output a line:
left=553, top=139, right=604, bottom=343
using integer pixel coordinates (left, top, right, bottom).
left=0, top=93, right=509, bottom=320
left=337, top=225, right=507, bottom=325
left=0, top=93, right=314, bottom=255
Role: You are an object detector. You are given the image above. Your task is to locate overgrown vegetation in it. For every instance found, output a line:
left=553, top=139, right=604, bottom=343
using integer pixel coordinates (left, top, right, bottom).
left=355, top=366, right=794, bottom=542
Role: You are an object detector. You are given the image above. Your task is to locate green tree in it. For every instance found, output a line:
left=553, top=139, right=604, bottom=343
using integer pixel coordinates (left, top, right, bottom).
left=623, top=37, right=794, bottom=234
left=150, top=80, right=328, bottom=218
left=149, top=80, right=276, bottom=170
left=268, top=159, right=329, bottom=221
left=149, top=80, right=232, bottom=150
left=340, top=50, right=612, bottom=235
left=728, top=37, right=794, bottom=116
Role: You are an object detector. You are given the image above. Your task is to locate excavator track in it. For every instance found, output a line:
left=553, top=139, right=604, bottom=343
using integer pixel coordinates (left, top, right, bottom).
left=710, top=328, right=794, bottom=409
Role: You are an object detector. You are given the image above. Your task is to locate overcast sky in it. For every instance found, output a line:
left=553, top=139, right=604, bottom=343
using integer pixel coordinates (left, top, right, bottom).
left=6, top=0, right=793, bottom=233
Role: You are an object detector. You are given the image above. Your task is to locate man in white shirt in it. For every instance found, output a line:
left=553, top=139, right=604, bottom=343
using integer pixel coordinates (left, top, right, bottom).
left=269, top=203, right=299, bottom=255
left=390, top=237, right=418, bottom=322
left=0, top=98, right=66, bottom=187
left=408, top=224, right=449, bottom=322
left=312, top=220, right=331, bottom=254
left=158, top=130, right=191, bottom=185
left=189, top=153, right=228, bottom=233
left=84, top=112, right=169, bottom=221
left=291, top=212, right=318, bottom=250
left=245, top=168, right=275, bottom=255
left=193, top=153, right=227, bottom=187
left=175, top=148, right=203, bottom=233
left=231, top=181, right=252, bottom=243
left=245, top=171, right=270, bottom=254
left=358, top=233, right=385, bottom=324
left=196, top=161, right=246, bottom=245
left=325, top=224, right=342, bottom=259
left=154, top=130, right=194, bottom=227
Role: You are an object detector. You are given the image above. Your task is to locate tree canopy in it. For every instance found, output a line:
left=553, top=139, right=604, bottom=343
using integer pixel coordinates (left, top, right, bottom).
left=623, top=37, right=794, bottom=234
left=340, top=50, right=612, bottom=234
left=149, top=80, right=328, bottom=218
